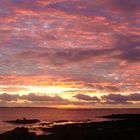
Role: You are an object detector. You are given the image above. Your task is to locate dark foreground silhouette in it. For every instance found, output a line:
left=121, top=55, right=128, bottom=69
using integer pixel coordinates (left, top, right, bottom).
left=102, top=114, right=140, bottom=119
left=1, top=114, right=140, bottom=140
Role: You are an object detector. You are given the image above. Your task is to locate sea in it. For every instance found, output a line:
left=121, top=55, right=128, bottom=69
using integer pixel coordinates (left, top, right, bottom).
left=0, top=107, right=140, bottom=135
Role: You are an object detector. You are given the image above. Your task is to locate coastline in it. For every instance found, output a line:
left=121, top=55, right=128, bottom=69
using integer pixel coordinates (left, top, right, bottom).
left=0, top=114, right=140, bottom=140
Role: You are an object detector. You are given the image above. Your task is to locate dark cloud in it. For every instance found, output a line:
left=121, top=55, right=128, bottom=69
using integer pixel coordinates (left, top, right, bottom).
left=0, top=93, right=99, bottom=107
left=0, top=93, right=19, bottom=101
left=13, top=33, right=140, bottom=69
left=73, top=94, right=100, bottom=102
left=102, top=93, right=140, bottom=104
left=46, top=0, right=101, bottom=17
left=21, top=93, right=67, bottom=102
left=36, top=0, right=140, bottom=21
left=120, top=49, right=140, bottom=62
left=0, top=93, right=67, bottom=102
left=102, top=93, right=128, bottom=104
left=45, top=0, right=140, bottom=17
left=0, top=93, right=140, bottom=106
left=15, top=47, right=114, bottom=67
left=105, top=86, right=120, bottom=92
left=114, top=34, right=140, bottom=62
left=126, top=93, right=140, bottom=101
left=107, top=0, right=140, bottom=13
left=0, top=1, right=13, bottom=17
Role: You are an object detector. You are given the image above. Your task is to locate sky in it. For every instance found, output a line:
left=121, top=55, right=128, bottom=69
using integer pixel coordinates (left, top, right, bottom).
left=0, top=0, right=140, bottom=108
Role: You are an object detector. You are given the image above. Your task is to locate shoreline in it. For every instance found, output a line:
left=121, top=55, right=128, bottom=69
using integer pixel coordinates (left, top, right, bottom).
left=0, top=114, right=140, bottom=140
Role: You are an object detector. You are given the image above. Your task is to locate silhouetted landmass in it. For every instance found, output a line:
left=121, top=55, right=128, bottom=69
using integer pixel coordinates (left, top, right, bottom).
left=53, top=120, right=69, bottom=123
left=0, top=114, right=140, bottom=140
left=0, top=127, right=36, bottom=140
left=102, top=114, right=140, bottom=119
left=5, top=118, right=39, bottom=124
left=0, top=127, right=51, bottom=140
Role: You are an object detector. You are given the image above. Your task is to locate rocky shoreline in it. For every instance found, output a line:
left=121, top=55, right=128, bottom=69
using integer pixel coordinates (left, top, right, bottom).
left=0, top=114, right=140, bottom=140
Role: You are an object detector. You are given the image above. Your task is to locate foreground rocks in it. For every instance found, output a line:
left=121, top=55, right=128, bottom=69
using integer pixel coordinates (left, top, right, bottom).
left=0, top=127, right=49, bottom=140
left=0, top=127, right=36, bottom=140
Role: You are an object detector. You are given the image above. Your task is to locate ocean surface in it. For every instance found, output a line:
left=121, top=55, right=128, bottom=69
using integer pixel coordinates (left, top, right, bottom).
left=0, top=107, right=140, bottom=134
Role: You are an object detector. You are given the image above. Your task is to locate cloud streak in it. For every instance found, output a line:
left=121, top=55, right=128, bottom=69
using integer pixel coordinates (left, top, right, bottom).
left=102, top=93, right=140, bottom=104
left=73, top=94, right=100, bottom=102
left=0, top=93, right=140, bottom=107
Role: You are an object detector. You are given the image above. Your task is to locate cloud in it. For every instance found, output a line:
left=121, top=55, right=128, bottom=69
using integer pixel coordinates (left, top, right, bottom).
left=74, top=93, right=140, bottom=105
left=0, top=92, right=140, bottom=107
left=21, top=93, right=67, bottom=102
left=0, top=93, right=67, bottom=102
left=113, top=34, right=140, bottom=62
left=0, top=86, right=28, bottom=92
left=102, top=93, right=140, bottom=104
left=73, top=94, right=100, bottom=102
left=105, top=86, right=120, bottom=92
left=0, top=93, right=19, bottom=101
left=126, top=93, right=140, bottom=101
left=102, top=93, right=128, bottom=104
left=107, top=0, right=140, bottom=14
left=16, top=47, right=114, bottom=66
left=0, top=93, right=99, bottom=107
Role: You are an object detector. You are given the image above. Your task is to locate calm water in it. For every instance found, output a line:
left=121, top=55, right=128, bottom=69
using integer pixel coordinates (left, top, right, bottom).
left=0, top=107, right=140, bottom=134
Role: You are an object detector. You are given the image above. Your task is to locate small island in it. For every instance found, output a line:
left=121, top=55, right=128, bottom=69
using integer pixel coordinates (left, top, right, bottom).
left=5, top=118, right=40, bottom=124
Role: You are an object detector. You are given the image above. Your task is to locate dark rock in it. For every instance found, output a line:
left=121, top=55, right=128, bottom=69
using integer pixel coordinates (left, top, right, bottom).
left=0, top=127, right=36, bottom=140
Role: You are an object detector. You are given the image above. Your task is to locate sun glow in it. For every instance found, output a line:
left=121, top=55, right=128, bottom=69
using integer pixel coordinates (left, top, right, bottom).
left=0, top=85, right=79, bottom=95
left=28, top=86, right=76, bottom=94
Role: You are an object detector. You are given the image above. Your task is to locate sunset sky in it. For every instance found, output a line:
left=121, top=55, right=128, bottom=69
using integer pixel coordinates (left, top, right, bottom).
left=0, top=0, right=140, bottom=108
